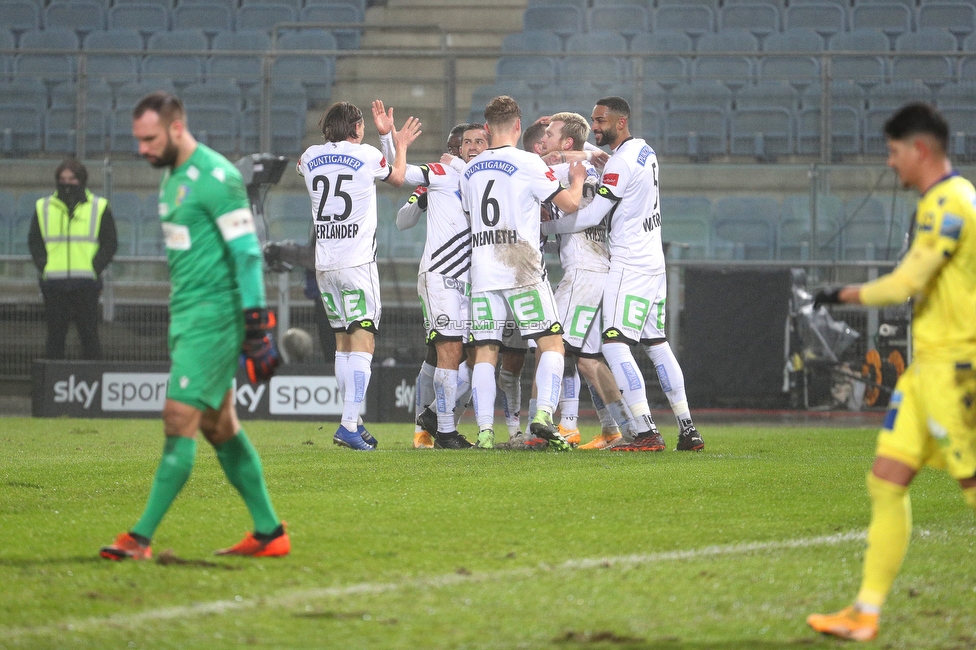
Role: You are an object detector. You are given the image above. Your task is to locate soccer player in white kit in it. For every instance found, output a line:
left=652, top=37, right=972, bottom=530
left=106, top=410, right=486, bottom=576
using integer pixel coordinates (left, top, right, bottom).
left=542, top=96, right=704, bottom=452
left=377, top=112, right=491, bottom=448
left=297, top=101, right=421, bottom=450
left=459, top=95, right=586, bottom=450
left=540, top=112, right=640, bottom=449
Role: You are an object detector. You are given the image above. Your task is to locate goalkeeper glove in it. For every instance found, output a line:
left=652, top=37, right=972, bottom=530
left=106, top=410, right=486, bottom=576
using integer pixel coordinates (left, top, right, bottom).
left=813, top=287, right=843, bottom=309
left=241, top=308, right=280, bottom=383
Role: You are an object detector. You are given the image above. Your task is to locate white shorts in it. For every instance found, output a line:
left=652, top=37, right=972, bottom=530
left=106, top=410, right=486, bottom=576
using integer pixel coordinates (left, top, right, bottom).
left=555, top=268, right=606, bottom=357
left=470, top=279, right=563, bottom=346
left=602, top=266, right=667, bottom=345
left=418, top=272, right=470, bottom=343
left=316, top=262, right=382, bottom=333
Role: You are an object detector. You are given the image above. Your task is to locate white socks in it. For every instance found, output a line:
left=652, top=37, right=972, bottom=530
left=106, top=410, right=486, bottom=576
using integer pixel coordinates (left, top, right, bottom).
left=472, top=362, right=496, bottom=431
left=415, top=361, right=436, bottom=432
left=645, top=342, right=691, bottom=424
left=535, top=350, right=563, bottom=415
left=433, top=367, right=458, bottom=433
left=342, top=351, right=371, bottom=431
left=498, top=368, right=521, bottom=436
left=559, top=365, right=580, bottom=430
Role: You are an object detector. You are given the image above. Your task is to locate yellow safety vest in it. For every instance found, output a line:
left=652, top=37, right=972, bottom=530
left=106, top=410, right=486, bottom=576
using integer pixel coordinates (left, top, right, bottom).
left=36, top=191, right=108, bottom=280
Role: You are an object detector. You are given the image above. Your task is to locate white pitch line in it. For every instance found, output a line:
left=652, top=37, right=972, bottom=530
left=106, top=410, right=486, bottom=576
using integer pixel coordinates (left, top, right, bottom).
left=2, top=530, right=865, bottom=639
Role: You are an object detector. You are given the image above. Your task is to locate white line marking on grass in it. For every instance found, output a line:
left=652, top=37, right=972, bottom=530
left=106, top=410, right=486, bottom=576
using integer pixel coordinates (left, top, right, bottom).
left=2, top=531, right=865, bottom=639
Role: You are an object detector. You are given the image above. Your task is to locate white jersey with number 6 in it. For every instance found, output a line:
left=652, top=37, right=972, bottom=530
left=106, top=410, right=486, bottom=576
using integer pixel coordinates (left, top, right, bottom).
left=460, top=145, right=563, bottom=292
left=298, top=140, right=391, bottom=272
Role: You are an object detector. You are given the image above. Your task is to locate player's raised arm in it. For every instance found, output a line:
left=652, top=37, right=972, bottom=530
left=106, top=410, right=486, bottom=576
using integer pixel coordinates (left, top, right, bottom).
left=385, top=115, right=422, bottom=187
left=549, top=160, right=586, bottom=214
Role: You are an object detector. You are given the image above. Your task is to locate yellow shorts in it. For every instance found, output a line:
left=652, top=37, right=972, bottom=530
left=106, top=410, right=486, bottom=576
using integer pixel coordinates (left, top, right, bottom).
left=877, top=360, right=976, bottom=480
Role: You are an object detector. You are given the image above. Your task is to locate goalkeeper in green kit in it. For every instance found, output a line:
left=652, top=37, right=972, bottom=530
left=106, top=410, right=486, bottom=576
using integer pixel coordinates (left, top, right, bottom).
left=100, top=92, right=288, bottom=560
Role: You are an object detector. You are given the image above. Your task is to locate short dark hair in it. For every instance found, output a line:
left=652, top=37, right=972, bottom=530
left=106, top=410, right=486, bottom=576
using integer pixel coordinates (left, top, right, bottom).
left=319, top=102, right=364, bottom=142
left=55, top=158, right=88, bottom=186
left=484, top=95, right=521, bottom=129
left=521, top=121, right=546, bottom=151
left=133, top=91, right=185, bottom=126
left=595, top=96, right=631, bottom=119
left=883, top=103, right=949, bottom=152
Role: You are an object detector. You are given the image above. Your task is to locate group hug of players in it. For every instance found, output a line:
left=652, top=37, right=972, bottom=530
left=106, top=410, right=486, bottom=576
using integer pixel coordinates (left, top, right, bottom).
left=295, top=94, right=704, bottom=453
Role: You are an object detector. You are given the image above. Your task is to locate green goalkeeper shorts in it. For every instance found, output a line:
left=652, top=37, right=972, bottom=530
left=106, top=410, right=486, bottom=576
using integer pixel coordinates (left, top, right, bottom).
left=167, top=305, right=244, bottom=411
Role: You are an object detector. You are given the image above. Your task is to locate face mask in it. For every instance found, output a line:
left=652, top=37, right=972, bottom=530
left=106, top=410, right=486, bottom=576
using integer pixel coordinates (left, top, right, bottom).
left=56, top=183, right=86, bottom=206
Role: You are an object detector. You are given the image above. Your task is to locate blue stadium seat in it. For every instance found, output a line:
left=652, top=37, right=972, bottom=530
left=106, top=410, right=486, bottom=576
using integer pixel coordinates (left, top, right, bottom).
left=631, top=30, right=692, bottom=90
left=107, top=3, right=170, bottom=37
left=670, top=79, right=732, bottom=109
left=965, top=31, right=976, bottom=52
left=840, top=196, right=896, bottom=260
left=236, top=4, right=298, bottom=32
left=724, top=0, right=781, bottom=6
left=83, top=29, right=143, bottom=87
left=639, top=106, right=662, bottom=147
left=828, top=29, right=889, bottom=90
left=16, top=28, right=79, bottom=81
left=692, top=31, right=757, bottom=89
left=0, top=0, right=41, bottom=35
left=940, top=106, right=976, bottom=161
left=114, top=79, right=176, bottom=114
left=144, top=30, right=208, bottom=87
left=301, top=5, right=363, bottom=50
left=719, top=3, right=780, bottom=43
left=712, top=197, right=778, bottom=260
left=865, top=81, right=933, bottom=154
left=758, top=33, right=820, bottom=90
left=470, top=80, right=536, bottom=120
left=182, top=79, right=244, bottom=111
left=653, top=5, right=715, bottom=39
left=179, top=0, right=236, bottom=8
left=11, top=192, right=48, bottom=255
left=891, top=29, right=957, bottom=88
left=0, top=190, right=15, bottom=254
left=44, top=0, right=106, bottom=36
left=736, top=80, right=798, bottom=111
left=962, top=55, right=976, bottom=80
left=50, top=80, right=78, bottom=108
left=527, top=0, right=588, bottom=9
left=0, top=29, right=13, bottom=79
left=917, top=2, right=976, bottom=45
left=184, top=104, right=239, bottom=154
left=524, top=5, right=584, bottom=39
left=729, top=106, right=793, bottom=159
left=567, top=31, right=627, bottom=55
left=559, top=56, right=626, bottom=93
left=44, top=106, right=108, bottom=154
left=797, top=105, right=861, bottom=158
left=240, top=105, right=306, bottom=155
left=587, top=5, right=649, bottom=38
left=802, top=78, right=866, bottom=111
left=171, top=4, right=234, bottom=35
left=109, top=106, right=139, bottom=153
left=0, top=106, right=42, bottom=154
left=664, top=106, right=728, bottom=159
left=936, top=80, right=976, bottom=108
left=108, top=191, right=145, bottom=228
left=662, top=196, right=712, bottom=259
left=502, top=30, right=562, bottom=53
left=209, top=30, right=271, bottom=83
left=656, top=0, right=716, bottom=8
left=243, top=0, right=302, bottom=9
left=496, top=56, right=558, bottom=90
left=139, top=193, right=164, bottom=255
left=778, top=193, right=842, bottom=260
left=0, top=78, right=47, bottom=110
left=305, top=0, right=365, bottom=20
left=273, top=30, right=337, bottom=103
left=850, top=4, right=912, bottom=47
left=784, top=2, right=846, bottom=43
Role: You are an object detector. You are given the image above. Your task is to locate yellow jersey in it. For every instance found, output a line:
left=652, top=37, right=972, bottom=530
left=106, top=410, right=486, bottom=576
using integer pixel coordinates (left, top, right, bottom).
left=862, top=173, right=976, bottom=362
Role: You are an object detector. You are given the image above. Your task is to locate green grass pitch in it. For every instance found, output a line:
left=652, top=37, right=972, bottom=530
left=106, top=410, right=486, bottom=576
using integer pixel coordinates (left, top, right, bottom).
left=0, top=418, right=973, bottom=649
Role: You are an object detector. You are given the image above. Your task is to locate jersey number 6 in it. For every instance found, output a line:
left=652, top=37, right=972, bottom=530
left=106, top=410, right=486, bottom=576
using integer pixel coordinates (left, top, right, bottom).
left=313, top=174, right=353, bottom=222
left=480, top=179, right=499, bottom=227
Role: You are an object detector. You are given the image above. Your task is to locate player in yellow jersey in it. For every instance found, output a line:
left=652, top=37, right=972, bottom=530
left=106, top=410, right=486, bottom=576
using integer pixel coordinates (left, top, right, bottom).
left=808, top=103, right=976, bottom=641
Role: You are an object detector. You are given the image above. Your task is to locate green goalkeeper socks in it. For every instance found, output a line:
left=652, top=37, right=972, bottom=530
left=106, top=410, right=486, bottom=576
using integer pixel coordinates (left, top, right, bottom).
left=131, top=435, right=196, bottom=540
left=215, top=430, right=281, bottom=536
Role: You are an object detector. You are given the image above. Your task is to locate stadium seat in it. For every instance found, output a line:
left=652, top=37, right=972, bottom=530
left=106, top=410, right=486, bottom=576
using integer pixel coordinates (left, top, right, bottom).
left=0, top=78, right=47, bottom=110
left=631, top=30, right=692, bottom=90
left=664, top=106, right=728, bottom=159
left=16, top=28, right=79, bottom=81
left=138, top=193, right=164, bottom=255
left=45, top=106, right=108, bottom=154
left=109, top=106, right=138, bottom=153
left=0, top=106, right=43, bottom=154
left=653, top=5, right=715, bottom=39
left=850, top=4, right=912, bottom=47
left=44, top=0, right=106, bottom=36
left=114, top=79, right=176, bottom=113
left=840, top=196, right=897, bottom=261
left=182, top=79, right=244, bottom=111
left=0, top=190, right=15, bottom=254
left=692, top=31, right=757, bottom=90
left=528, top=0, right=588, bottom=9
left=828, top=29, right=889, bottom=90
left=109, top=191, right=145, bottom=228
left=729, top=106, right=793, bottom=159
left=236, top=4, right=298, bottom=32
left=496, top=56, right=558, bottom=90
left=797, top=106, right=861, bottom=158
left=891, top=29, right=957, bottom=89
left=502, top=30, right=562, bottom=53
left=523, top=5, right=584, bottom=39
left=587, top=5, right=650, bottom=38
left=719, top=3, right=780, bottom=43
left=0, top=29, right=13, bottom=78
left=83, top=29, right=144, bottom=88
left=107, top=3, right=170, bottom=37
left=272, top=30, right=337, bottom=103
left=784, top=2, right=846, bottom=43
left=209, top=30, right=271, bottom=83
left=144, top=30, right=208, bottom=87
left=183, top=104, right=239, bottom=154
left=243, top=0, right=303, bottom=9
left=639, top=106, right=662, bottom=147
left=917, top=2, right=976, bottom=45
left=171, top=4, right=234, bottom=35
left=736, top=79, right=798, bottom=111
left=661, top=196, right=712, bottom=259
left=939, top=106, right=976, bottom=161
left=301, top=5, right=363, bottom=50
left=778, top=193, right=843, bottom=260
left=240, top=105, right=306, bottom=155
left=0, top=0, right=41, bottom=35
left=935, top=80, right=976, bottom=108
left=559, top=56, right=626, bottom=93
left=712, top=197, right=778, bottom=260
left=670, top=79, right=733, bottom=110
left=566, top=31, right=627, bottom=55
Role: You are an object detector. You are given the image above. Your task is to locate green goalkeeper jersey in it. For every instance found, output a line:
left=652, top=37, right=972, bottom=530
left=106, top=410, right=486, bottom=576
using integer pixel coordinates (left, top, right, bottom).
left=157, top=143, right=264, bottom=316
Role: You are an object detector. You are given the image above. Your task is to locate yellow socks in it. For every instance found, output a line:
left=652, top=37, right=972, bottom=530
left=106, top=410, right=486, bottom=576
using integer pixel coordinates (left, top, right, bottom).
left=855, top=472, right=912, bottom=611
